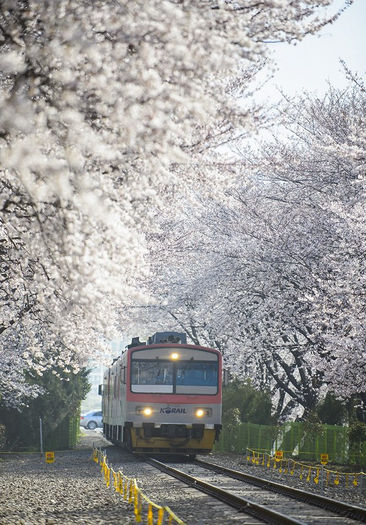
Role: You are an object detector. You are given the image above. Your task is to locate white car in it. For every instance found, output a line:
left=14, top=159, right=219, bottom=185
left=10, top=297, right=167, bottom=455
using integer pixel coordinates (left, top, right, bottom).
left=80, top=410, right=103, bottom=430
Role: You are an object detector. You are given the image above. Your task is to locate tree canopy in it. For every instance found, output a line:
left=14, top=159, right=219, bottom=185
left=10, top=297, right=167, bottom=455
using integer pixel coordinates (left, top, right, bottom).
left=0, top=0, right=358, bottom=410
left=138, top=77, right=366, bottom=419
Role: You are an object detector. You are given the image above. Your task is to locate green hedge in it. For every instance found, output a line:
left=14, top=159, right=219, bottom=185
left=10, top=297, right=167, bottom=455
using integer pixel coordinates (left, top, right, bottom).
left=215, top=421, right=366, bottom=467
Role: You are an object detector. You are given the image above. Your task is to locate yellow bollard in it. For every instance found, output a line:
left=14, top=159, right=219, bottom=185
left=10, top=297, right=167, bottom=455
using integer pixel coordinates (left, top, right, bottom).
left=147, top=503, right=154, bottom=525
left=112, top=470, right=117, bottom=491
left=118, top=472, right=123, bottom=494
left=134, top=486, right=141, bottom=523
left=128, top=480, right=133, bottom=503
left=157, top=508, right=165, bottom=525
left=306, top=467, right=311, bottom=482
left=326, top=470, right=330, bottom=486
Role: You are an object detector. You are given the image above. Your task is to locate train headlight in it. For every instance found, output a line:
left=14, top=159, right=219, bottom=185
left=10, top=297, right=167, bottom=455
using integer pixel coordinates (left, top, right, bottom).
left=136, top=407, right=153, bottom=416
left=194, top=408, right=212, bottom=418
left=170, top=352, right=179, bottom=360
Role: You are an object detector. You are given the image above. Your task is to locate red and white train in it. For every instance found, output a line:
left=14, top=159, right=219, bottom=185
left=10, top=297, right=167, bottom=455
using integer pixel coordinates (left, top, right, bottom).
left=102, top=331, right=222, bottom=456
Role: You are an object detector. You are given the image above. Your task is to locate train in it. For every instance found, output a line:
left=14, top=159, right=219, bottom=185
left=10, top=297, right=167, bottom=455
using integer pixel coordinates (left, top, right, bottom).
left=101, top=331, right=222, bottom=456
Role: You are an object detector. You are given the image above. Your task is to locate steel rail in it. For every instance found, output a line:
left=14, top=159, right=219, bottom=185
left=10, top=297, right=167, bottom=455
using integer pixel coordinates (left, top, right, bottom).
left=144, top=457, right=307, bottom=525
left=196, top=458, right=366, bottom=523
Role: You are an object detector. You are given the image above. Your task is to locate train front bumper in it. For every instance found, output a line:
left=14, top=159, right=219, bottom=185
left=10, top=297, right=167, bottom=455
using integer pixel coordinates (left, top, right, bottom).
left=131, top=424, right=221, bottom=454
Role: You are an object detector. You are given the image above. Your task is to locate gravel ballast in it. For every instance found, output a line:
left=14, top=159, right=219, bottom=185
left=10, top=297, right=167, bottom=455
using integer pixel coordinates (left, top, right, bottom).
left=0, top=431, right=135, bottom=525
left=1, top=431, right=365, bottom=524
left=202, top=451, right=366, bottom=509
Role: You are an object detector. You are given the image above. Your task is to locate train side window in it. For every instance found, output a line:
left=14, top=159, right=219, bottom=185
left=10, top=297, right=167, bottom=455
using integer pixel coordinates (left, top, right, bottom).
left=114, top=374, right=118, bottom=398
left=131, top=360, right=173, bottom=393
left=107, top=371, right=111, bottom=397
left=121, top=366, right=126, bottom=384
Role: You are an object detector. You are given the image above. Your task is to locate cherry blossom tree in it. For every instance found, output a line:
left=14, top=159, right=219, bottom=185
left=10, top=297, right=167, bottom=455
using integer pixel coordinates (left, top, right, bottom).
left=0, top=0, right=347, bottom=407
left=273, top=79, right=366, bottom=405
left=140, top=76, right=366, bottom=419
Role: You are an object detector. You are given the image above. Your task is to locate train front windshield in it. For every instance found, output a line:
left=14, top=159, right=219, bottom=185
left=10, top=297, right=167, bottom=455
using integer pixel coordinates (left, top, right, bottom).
left=131, top=348, right=219, bottom=394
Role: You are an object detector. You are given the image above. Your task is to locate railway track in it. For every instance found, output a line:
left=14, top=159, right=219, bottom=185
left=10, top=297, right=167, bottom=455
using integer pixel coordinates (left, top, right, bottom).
left=144, top=456, right=366, bottom=525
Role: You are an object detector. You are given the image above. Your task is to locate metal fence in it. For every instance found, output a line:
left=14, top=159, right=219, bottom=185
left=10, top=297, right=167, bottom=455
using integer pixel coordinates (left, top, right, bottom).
left=215, top=421, right=366, bottom=467
left=44, top=413, right=80, bottom=450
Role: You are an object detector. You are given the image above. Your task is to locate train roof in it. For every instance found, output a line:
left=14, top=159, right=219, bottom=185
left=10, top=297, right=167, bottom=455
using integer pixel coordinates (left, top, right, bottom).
left=128, top=331, right=187, bottom=348
left=106, top=332, right=221, bottom=370
left=127, top=342, right=221, bottom=353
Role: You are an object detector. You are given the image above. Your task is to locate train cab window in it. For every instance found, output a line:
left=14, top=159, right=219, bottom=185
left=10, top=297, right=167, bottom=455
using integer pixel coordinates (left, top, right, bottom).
left=176, top=361, right=218, bottom=394
left=131, top=360, right=173, bottom=393
left=130, top=348, right=219, bottom=395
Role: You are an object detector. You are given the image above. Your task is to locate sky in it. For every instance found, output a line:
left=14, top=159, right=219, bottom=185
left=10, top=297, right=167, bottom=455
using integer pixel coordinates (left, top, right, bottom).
left=259, top=0, right=365, bottom=101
